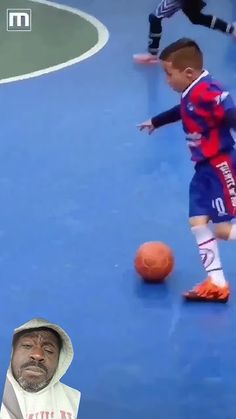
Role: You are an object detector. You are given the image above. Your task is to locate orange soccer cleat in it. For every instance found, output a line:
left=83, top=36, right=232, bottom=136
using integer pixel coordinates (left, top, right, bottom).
left=183, top=278, right=230, bottom=303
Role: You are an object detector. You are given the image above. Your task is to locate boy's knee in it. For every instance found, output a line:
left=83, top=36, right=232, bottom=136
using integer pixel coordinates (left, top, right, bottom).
left=189, top=216, right=210, bottom=228
left=214, top=222, right=232, bottom=240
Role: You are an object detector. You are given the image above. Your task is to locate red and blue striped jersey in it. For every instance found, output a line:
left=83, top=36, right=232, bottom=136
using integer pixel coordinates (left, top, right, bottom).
left=181, top=70, right=236, bottom=162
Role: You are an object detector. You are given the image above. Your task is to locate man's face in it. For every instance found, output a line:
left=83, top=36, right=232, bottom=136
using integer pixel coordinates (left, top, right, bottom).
left=11, top=330, right=60, bottom=392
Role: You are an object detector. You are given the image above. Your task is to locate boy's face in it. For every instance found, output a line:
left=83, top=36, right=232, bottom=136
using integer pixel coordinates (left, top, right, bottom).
left=161, top=61, right=193, bottom=93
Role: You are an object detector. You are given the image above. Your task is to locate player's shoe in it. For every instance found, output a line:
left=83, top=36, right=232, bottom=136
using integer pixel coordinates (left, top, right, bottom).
left=133, top=53, right=159, bottom=64
left=183, top=278, right=230, bottom=302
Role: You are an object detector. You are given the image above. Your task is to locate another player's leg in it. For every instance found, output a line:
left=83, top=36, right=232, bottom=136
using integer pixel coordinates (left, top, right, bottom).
left=133, top=13, right=162, bottom=64
left=133, top=0, right=181, bottom=64
left=182, top=0, right=236, bottom=39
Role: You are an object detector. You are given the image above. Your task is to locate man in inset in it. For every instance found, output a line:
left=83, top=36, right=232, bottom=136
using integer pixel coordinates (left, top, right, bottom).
left=1, top=318, right=81, bottom=419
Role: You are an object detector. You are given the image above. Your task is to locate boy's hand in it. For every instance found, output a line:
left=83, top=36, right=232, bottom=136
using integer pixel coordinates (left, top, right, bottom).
left=137, top=119, right=156, bottom=134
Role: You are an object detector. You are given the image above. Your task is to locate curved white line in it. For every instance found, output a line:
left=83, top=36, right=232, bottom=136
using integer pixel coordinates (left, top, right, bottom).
left=0, top=0, right=109, bottom=84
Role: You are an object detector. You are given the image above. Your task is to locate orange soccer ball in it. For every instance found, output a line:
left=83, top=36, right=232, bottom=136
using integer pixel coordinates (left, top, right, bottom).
left=134, top=241, right=174, bottom=282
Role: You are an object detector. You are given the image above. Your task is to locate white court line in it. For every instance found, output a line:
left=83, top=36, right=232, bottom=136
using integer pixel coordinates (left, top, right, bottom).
left=0, top=0, right=109, bottom=84
left=168, top=303, right=181, bottom=338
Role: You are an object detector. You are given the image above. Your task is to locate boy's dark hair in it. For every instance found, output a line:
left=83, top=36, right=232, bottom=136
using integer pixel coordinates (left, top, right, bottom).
left=159, top=38, right=203, bottom=70
left=12, top=327, right=62, bottom=350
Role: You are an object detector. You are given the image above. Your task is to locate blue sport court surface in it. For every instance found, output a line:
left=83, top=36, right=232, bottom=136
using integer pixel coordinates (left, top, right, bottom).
left=1, top=0, right=236, bottom=417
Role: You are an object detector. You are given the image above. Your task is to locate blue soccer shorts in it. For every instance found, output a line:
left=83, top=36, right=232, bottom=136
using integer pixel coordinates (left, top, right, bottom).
left=189, top=150, right=236, bottom=223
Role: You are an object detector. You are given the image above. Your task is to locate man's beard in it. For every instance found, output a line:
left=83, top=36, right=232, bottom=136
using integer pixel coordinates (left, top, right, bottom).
left=17, top=375, right=51, bottom=392
left=14, top=362, right=51, bottom=393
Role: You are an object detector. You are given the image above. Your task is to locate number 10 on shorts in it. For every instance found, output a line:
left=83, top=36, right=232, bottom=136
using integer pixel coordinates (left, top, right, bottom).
left=212, top=198, right=227, bottom=216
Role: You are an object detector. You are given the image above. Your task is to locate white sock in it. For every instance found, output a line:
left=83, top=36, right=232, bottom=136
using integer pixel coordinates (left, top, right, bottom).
left=229, top=223, right=236, bottom=240
left=191, top=225, right=227, bottom=287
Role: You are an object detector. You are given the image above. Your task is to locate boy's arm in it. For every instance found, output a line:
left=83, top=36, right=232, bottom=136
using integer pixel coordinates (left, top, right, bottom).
left=151, top=105, right=181, bottom=128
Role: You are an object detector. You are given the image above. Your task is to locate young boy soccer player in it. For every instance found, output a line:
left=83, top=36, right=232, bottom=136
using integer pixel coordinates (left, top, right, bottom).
left=138, top=38, right=236, bottom=302
left=133, top=0, right=236, bottom=64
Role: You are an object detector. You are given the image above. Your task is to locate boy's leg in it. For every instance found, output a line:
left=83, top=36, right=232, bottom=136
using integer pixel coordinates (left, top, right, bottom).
left=215, top=221, right=236, bottom=240
left=183, top=167, right=230, bottom=302
left=185, top=216, right=230, bottom=302
left=182, top=0, right=235, bottom=37
left=133, top=0, right=181, bottom=64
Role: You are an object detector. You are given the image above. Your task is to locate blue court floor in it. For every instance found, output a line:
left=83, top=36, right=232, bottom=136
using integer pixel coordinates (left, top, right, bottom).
left=1, top=0, right=236, bottom=418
